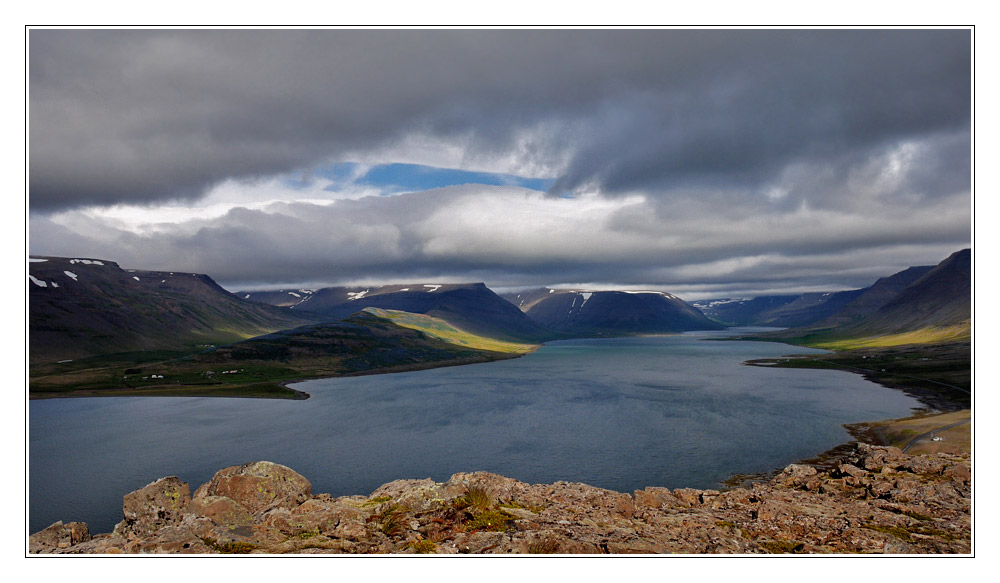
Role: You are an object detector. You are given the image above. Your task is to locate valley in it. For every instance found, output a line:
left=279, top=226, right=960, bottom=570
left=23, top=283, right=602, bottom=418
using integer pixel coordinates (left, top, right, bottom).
left=27, top=248, right=974, bottom=553
left=29, top=249, right=972, bottom=403
left=27, top=28, right=973, bottom=556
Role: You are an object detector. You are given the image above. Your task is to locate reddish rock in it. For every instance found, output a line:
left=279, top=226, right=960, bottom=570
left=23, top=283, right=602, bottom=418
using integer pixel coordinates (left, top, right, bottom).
left=187, top=494, right=254, bottom=531
left=30, top=445, right=971, bottom=555
left=194, top=461, right=311, bottom=515
left=28, top=521, right=90, bottom=553
left=633, top=486, right=683, bottom=510
left=115, top=476, right=190, bottom=539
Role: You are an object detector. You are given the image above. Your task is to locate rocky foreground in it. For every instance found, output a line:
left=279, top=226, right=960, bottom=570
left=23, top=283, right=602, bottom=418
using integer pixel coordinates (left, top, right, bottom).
left=30, top=443, right=970, bottom=554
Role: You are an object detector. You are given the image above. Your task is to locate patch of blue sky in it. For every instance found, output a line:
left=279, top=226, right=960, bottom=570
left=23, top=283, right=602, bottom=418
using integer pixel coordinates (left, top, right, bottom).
left=279, top=162, right=361, bottom=190
left=280, top=162, right=555, bottom=195
left=348, top=163, right=555, bottom=194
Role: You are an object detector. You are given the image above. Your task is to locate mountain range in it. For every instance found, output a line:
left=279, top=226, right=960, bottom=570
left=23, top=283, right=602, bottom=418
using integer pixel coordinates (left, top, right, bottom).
left=690, top=264, right=935, bottom=329
left=239, top=283, right=553, bottom=342
left=776, top=249, right=970, bottom=347
left=28, top=256, right=316, bottom=364
left=694, top=249, right=970, bottom=348
left=500, top=288, right=723, bottom=335
left=28, top=249, right=971, bottom=385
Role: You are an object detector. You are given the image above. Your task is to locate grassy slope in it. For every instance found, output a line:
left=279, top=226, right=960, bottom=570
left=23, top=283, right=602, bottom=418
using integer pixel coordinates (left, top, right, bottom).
left=877, top=410, right=971, bottom=455
left=363, top=308, right=536, bottom=354
left=760, top=321, right=971, bottom=351
left=745, top=341, right=970, bottom=409
left=29, top=310, right=539, bottom=400
left=796, top=324, right=970, bottom=350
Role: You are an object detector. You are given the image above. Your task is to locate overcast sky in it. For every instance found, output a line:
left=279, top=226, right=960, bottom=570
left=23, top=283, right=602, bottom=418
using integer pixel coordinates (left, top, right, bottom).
left=27, top=29, right=971, bottom=298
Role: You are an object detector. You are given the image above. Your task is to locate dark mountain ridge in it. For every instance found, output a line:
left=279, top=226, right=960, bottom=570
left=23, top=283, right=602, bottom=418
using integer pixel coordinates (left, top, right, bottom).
left=240, top=283, right=554, bottom=342
left=800, top=265, right=935, bottom=330
left=831, top=249, right=970, bottom=338
left=750, top=289, right=866, bottom=328
left=29, top=256, right=317, bottom=363
left=689, top=295, right=800, bottom=326
left=513, top=289, right=724, bottom=335
left=763, top=249, right=970, bottom=345
left=691, top=266, right=933, bottom=329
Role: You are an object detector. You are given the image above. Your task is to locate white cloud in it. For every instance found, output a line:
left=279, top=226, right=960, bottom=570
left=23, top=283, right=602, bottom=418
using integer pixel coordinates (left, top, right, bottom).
left=29, top=178, right=969, bottom=297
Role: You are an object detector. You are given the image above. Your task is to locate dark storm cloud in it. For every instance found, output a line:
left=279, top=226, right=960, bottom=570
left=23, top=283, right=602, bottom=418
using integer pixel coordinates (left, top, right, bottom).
left=30, top=29, right=970, bottom=210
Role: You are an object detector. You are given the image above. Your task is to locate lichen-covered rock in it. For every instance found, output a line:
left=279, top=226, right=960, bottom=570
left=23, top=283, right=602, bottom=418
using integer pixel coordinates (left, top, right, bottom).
left=30, top=445, right=972, bottom=555
left=28, top=521, right=90, bottom=553
left=774, top=463, right=818, bottom=488
left=193, top=461, right=311, bottom=515
left=855, top=443, right=906, bottom=471
left=121, top=525, right=212, bottom=554
left=114, top=476, right=190, bottom=539
left=187, top=494, right=255, bottom=531
left=632, top=486, right=683, bottom=510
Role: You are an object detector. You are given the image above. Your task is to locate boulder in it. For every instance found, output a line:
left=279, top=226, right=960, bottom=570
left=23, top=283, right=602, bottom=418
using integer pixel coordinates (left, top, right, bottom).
left=855, top=443, right=905, bottom=471
left=28, top=521, right=90, bottom=553
left=115, top=476, right=190, bottom=539
left=187, top=494, right=254, bottom=530
left=122, top=525, right=213, bottom=554
left=193, top=461, right=311, bottom=515
left=633, top=486, right=683, bottom=510
left=28, top=446, right=971, bottom=555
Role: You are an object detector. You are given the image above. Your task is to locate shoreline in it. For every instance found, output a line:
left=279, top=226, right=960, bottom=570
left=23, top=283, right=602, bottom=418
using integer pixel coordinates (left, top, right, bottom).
left=726, top=341, right=971, bottom=489
left=28, top=347, right=535, bottom=401
left=28, top=334, right=971, bottom=546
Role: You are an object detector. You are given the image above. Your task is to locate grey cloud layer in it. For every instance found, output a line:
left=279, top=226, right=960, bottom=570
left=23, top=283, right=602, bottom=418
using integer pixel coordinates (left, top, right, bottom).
left=30, top=29, right=970, bottom=210
left=31, top=183, right=969, bottom=297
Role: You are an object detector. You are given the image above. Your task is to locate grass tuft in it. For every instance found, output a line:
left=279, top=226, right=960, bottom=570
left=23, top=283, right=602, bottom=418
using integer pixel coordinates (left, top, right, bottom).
left=371, top=503, right=410, bottom=536
left=462, top=485, right=494, bottom=511
left=408, top=539, right=437, bottom=554
left=527, top=538, right=560, bottom=554
left=465, top=509, right=516, bottom=532
left=759, top=539, right=805, bottom=554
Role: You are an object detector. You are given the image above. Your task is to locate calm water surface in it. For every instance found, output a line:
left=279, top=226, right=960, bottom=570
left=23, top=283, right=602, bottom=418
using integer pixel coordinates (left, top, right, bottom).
left=30, top=329, right=921, bottom=533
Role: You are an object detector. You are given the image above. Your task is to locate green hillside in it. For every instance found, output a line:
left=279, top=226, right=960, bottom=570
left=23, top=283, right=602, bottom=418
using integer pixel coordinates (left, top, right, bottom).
left=29, top=309, right=533, bottom=399
left=362, top=308, right=537, bottom=353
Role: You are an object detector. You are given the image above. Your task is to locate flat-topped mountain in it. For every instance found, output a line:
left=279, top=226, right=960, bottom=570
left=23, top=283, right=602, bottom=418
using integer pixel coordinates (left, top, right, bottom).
left=238, top=288, right=319, bottom=308
left=505, top=289, right=724, bottom=336
left=239, top=283, right=553, bottom=343
left=29, top=256, right=317, bottom=363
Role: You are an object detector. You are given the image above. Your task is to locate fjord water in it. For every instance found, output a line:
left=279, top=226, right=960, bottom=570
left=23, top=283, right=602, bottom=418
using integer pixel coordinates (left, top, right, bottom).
left=30, top=330, right=921, bottom=534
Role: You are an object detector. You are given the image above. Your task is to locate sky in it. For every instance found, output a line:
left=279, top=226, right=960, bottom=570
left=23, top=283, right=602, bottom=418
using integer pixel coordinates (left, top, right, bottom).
left=27, top=28, right=972, bottom=299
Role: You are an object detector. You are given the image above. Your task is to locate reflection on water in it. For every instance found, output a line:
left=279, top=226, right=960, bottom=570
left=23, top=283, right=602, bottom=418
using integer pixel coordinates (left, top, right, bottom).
left=29, top=329, right=920, bottom=534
